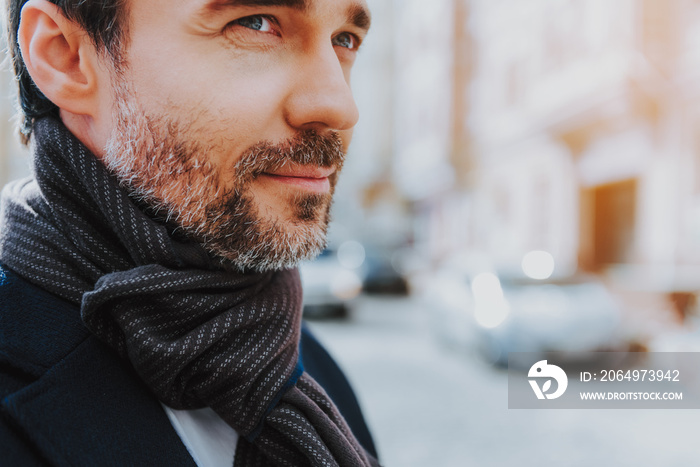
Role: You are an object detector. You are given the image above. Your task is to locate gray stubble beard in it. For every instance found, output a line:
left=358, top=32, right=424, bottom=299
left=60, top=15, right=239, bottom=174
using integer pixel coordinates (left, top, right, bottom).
left=102, top=77, right=345, bottom=272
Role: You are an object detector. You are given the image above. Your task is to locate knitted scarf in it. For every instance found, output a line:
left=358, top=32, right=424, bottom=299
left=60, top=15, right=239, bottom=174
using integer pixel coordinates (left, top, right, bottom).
left=0, top=117, right=378, bottom=467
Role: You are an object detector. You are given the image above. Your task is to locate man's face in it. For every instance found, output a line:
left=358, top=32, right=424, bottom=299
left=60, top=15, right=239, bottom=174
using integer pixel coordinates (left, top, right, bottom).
left=101, top=0, right=370, bottom=271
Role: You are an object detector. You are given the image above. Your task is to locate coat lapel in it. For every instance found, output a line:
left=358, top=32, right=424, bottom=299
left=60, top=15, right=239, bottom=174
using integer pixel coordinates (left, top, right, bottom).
left=1, top=336, right=196, bottom=467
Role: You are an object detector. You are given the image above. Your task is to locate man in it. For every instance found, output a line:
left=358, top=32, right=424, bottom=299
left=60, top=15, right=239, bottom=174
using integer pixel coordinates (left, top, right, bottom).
left=0, top=0, right=379, bottom=465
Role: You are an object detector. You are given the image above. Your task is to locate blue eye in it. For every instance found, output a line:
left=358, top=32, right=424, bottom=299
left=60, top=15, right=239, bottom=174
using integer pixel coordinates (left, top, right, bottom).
left=233, top=15, right=274, bottom=32
left=333, top=32, right=357, bottom=49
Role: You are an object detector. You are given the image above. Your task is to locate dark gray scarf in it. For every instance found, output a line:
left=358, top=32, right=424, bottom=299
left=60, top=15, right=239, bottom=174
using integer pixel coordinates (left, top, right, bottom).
left=0, top=117, right=378, bottom=467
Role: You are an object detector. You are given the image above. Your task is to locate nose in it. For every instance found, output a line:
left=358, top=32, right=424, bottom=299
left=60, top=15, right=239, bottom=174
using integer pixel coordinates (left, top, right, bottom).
left=283, top=45, right=359, bottom=133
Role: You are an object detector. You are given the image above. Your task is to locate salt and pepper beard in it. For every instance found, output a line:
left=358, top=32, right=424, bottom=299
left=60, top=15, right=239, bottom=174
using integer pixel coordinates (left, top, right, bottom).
left=102, top=78, right=345, bottom=272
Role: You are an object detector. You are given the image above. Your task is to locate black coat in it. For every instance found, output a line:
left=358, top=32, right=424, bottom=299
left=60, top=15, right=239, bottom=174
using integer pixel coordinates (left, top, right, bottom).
left=0, top=265, right=377, bottom=466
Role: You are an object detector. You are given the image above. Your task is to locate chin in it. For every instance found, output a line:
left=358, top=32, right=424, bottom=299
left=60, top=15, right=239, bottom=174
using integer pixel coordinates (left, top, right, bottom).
left=215, top=226, right=328, bottom=273
left=201, top=193, right=333, bottom=273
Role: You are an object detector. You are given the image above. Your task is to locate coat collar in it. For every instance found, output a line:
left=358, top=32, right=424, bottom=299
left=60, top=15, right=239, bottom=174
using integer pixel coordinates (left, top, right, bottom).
left=0, top=266, right=196, bottom=466
left=2, top=337, right=196, bottom=466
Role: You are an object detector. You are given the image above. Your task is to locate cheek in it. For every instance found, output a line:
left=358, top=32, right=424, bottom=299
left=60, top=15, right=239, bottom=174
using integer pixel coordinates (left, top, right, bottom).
left=127, top=53, right=294, bottom=142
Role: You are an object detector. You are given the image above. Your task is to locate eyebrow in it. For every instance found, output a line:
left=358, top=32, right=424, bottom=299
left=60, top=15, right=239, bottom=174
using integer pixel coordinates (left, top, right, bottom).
left=204, top=0, right=371, bottom=32
left=205, top=0, right=308, bottom=12
left=348, top=3, right=371, bottom=31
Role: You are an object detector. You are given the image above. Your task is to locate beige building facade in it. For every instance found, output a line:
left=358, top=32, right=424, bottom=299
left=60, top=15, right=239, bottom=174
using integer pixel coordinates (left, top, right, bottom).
left=446, top=0, right=700, bottom=306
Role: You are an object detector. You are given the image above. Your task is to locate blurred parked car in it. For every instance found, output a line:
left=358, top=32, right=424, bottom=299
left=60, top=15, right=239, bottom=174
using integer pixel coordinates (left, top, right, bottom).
left=425, top=266, right=623, bottom=367
left=299, top=241, right=412, bottom=318
left=361, top=246, right=410, bottom=296
left=477, top=275, right=622, bottom=367
left=299, top=248, right=363, bottom=319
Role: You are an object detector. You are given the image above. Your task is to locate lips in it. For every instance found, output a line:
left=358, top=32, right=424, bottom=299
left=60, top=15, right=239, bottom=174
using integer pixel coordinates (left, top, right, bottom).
left=264, top=165, right=335, bottom=179
left=260, top=164, right=335, bottom=193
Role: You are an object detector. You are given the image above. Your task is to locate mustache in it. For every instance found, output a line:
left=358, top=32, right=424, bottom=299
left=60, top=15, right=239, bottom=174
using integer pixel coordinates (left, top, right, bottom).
left=233, top=130, right=345, bottom=183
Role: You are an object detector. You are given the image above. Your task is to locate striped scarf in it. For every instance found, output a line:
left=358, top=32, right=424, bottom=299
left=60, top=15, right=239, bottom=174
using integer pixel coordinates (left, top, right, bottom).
left=0, top=117, right=378, bottom=467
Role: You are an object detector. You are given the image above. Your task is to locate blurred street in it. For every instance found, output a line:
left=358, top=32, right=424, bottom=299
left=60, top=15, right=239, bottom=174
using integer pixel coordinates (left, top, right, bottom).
left=309, top=295, right=700, bottom=467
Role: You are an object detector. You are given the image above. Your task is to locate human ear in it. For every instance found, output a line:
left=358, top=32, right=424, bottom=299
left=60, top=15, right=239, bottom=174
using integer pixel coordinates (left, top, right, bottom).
left=18, top=0, right=103, bottom=117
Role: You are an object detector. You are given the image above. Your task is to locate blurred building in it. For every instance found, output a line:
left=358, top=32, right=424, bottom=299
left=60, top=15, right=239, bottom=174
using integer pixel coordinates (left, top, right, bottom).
left=468, top=0, right=690, bottom=269
left=392, top=0, right=700, bottom=321
left=339, top=0, right=459, bottom=252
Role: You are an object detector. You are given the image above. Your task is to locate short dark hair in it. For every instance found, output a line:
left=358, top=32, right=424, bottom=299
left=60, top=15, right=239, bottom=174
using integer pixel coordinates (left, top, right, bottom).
left=6, top=0, right=128, bottom=143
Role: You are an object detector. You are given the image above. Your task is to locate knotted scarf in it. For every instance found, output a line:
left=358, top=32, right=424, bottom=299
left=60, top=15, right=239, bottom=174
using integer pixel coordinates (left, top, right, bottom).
left=0, top=116, right=378, bottom=467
